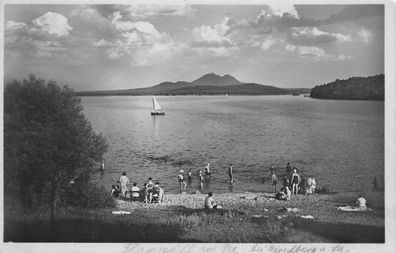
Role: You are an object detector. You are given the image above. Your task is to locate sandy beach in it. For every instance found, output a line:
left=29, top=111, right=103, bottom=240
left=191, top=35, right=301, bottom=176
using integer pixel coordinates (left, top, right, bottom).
left=116, top=190, right=384, bottom=227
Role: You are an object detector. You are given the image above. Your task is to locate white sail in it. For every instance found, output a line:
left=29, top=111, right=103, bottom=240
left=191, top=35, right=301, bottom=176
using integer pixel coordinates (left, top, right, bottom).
left=152, top=96, right=162, bottom=111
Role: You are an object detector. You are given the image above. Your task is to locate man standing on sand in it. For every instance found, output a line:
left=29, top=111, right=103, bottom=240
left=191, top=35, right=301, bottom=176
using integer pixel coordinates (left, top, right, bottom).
left=119, top=171, right=130, bottom=197
left=228, top=164, right=234, bottom=184
left=291, top=169, right=301, bottom=195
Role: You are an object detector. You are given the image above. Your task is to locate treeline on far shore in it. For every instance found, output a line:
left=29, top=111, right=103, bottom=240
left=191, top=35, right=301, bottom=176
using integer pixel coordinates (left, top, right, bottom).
left=310, top=74, right=384, bottom=101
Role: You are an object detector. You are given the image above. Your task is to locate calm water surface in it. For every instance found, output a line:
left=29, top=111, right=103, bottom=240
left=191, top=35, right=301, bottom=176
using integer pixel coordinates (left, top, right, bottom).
left=82, top=96, right=384, bottom=194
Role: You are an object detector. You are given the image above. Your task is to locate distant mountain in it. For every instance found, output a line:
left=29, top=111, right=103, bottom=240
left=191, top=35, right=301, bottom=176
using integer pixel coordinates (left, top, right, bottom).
left=310, top=74, right=384, bottom=100
left=76, top=73, right=311, bottom=96
left=190, top=73, right=243, bottom=87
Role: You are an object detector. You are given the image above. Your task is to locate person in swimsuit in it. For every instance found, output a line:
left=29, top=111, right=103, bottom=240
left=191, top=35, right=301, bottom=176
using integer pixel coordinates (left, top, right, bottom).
left=228, top=164, right=234, bottom=184
left=291, top=169, right=301, bottom=195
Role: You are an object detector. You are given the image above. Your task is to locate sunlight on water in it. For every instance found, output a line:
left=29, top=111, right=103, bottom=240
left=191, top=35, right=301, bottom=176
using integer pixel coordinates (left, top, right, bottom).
left=82, top=96, right=384, bottom=194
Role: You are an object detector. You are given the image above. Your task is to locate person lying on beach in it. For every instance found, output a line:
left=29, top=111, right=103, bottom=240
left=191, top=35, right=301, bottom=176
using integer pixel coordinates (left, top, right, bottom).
left=336, top=196, right=368, bottom=211
left=204, top=192, right=221, bottom=209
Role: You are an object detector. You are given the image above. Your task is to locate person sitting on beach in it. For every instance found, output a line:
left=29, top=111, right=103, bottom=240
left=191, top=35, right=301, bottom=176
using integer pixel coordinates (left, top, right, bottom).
left=110, top=183, right=121, bottom=198
left=291, top=169, right=301, bottom=195
left=204, top=192, right=221, bottom=209
left=306, top=177, right=313, bottom=194
left=356, top=196, right=367, bottom=210
left=119, top=172, right=130, bottom=197
left=149, top=182, right=164, bottom=203
left=130, top=182, right=140, bottom=200
left=147, top=177, right=154, bottom=188
left=275, top=187, right=286, bottom=201
left=311, top=177, right=316, bottom=194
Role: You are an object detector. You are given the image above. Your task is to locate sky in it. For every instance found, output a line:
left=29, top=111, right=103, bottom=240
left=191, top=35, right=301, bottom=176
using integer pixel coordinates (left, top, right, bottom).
left=3, top=4, right=384, bottom=91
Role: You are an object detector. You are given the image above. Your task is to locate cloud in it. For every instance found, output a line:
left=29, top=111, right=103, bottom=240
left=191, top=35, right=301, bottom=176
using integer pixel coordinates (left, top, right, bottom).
left=91, top=11, right=184, bottom=66
left=257, top=3, right=299, bottom=20
left=297, top=46, right=327, bottom=58
left=5, top=20, right=28, bottom=30
left=190, top=17, right=240, bottom=58
left=289, top=27, right=351, bottom=45
left=34, top=40, right=66, bottom=57
left=285, top=44, right=351, bottom=61
left=71, top=6, right=112, bottom=30
left=358, top=28, right=373, bottom=43
left=192, top=17, right=232, bottom=46
left=324, top=5, right=384, bottom=25
left=261, top=37, right=277, bottom=50
left=125, top=4, right=194, bottom=19
left=32, top=11, right=73, bottom=36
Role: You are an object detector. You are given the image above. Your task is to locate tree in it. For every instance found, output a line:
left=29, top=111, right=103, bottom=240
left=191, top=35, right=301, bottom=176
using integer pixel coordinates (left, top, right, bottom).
left=4, top=75, right=108, bottom=222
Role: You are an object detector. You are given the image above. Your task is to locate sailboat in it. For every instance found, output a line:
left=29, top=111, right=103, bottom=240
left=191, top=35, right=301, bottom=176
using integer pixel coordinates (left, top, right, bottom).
left=151, top=96, right=165, bottom=116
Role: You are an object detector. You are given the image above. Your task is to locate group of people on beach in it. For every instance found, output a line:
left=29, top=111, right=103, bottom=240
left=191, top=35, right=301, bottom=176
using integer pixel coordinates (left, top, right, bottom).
left=110, top=172, right=165, bottom=203
left=271, top=162, right=317, bottom=201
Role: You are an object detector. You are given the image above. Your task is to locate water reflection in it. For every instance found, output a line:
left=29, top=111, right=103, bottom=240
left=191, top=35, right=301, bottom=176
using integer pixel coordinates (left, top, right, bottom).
left=228, top=184, right=234, bottom=193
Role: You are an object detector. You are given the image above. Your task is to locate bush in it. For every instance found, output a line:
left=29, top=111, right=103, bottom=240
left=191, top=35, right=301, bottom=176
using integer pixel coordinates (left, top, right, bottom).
left=62, top=183, right=115, bottom=209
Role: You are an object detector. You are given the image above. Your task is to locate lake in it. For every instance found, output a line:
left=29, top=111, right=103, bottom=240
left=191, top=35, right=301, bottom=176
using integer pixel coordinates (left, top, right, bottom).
left=82, top=95, right=384, bottom=194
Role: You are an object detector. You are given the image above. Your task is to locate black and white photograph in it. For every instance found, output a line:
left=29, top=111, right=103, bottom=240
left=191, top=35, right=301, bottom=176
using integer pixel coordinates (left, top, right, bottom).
left=1, top=1, right=395, bottom=251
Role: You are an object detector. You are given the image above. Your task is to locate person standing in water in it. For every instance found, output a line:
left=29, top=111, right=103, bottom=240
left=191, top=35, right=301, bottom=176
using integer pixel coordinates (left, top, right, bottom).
left=228, top=164, right=234, bottom=184
left=271, top=169, right=278, bottom=194
left=99, top=160, right=104, bottom=173
left=178, top=170, right=187, bottom=192
left=199, top=169, right=204, bottom=190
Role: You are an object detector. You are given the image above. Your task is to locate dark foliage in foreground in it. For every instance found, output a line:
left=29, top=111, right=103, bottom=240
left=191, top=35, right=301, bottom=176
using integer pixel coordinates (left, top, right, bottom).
left=310, top=74, right=384, bottom=100
left=4, top=74, right=110, bottom=221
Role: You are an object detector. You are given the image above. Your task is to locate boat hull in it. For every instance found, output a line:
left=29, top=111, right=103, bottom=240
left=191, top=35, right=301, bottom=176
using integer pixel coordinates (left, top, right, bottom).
left=151, top=112, right=166, bottom=116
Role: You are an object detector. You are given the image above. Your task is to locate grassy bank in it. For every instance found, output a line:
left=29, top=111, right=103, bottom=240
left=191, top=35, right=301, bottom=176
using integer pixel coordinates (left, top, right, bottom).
left=4, top=191, right=384, bottom=243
